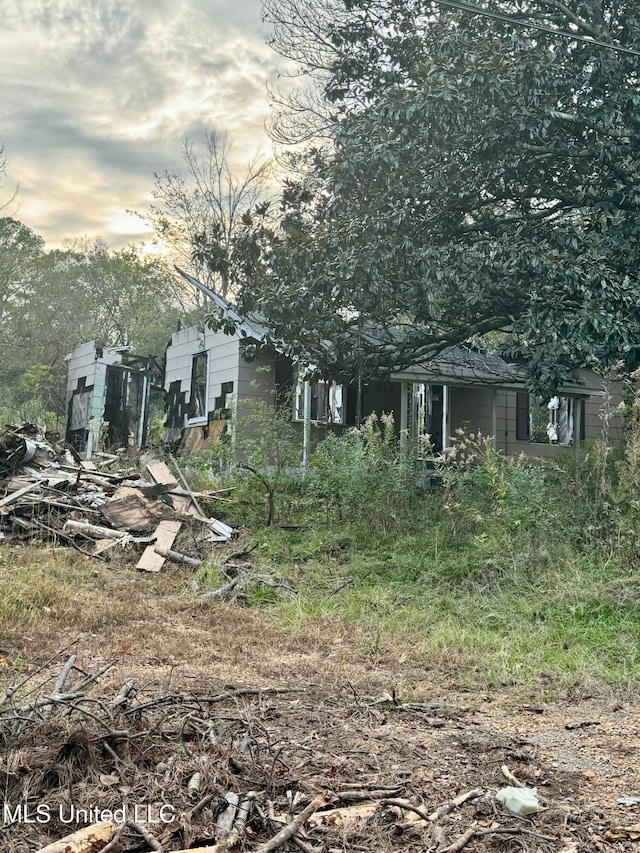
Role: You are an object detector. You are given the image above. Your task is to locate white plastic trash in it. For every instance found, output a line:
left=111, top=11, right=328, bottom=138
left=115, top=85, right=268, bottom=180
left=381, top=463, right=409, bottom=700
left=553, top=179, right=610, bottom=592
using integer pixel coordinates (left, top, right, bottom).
left=496, top=786, right=541, bottom=815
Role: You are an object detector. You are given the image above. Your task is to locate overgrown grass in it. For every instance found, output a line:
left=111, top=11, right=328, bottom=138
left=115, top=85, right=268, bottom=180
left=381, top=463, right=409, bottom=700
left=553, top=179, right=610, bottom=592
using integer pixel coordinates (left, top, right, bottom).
left=3, top=404, right=640, bottom=696
left=260, top=521, right=640, bottom=695
left=225, top=415, right=640, bottom=696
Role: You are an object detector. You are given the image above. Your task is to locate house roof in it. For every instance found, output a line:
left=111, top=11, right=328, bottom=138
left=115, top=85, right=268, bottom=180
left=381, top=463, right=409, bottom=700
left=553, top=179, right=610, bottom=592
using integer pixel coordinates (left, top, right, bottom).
left=392, top=346, right=598, bottom=396
left=175, top=268, right=601, bottom=397
left=392, top=345, right=521, bottom=386
left=175, top=267, right=271, bottom=343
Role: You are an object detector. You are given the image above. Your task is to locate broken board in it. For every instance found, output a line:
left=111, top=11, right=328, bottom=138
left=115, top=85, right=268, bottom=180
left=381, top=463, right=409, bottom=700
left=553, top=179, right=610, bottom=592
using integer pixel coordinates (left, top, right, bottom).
left=99, top=491, right=163, bottom=533
left=136, top=520, right=182, bottom=572
left=146, top=461, right=178, bottom=487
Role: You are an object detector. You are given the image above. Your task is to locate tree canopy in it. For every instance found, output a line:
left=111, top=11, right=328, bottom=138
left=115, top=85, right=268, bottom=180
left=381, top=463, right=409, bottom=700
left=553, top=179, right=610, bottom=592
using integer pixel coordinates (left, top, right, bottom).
left=0, top=219, right=180, bottom=425
left=233, top=0, right=640, bottom=391
left=144, top=130, right=272, bottom=304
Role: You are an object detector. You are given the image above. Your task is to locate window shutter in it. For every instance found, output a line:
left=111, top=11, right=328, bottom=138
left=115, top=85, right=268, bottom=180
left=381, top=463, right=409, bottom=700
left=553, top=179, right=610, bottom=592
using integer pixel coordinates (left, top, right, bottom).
left=516, top=392, right=530, bottom=441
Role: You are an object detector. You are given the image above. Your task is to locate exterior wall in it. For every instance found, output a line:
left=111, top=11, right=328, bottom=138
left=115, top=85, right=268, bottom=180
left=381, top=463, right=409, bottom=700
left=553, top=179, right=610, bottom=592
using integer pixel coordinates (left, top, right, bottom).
left=205, top=327, right=242, bottom=414
left=501, top=388, right=624, bottom=458
left=362, top=380, right=402, bottom=424
left=423, top=378, right=624, bottom=459
left=65, top=341, right=128, bottom=455
left=164, top=326, right=240, bottom=441
left=448, top=386, right=497, bottom=441
left=236, top=344, right=279, bottom=410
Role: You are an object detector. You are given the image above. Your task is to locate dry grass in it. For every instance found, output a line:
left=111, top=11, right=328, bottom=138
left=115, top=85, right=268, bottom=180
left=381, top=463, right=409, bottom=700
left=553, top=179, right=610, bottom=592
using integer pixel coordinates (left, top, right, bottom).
left=1, top=544, right=640, bottom=853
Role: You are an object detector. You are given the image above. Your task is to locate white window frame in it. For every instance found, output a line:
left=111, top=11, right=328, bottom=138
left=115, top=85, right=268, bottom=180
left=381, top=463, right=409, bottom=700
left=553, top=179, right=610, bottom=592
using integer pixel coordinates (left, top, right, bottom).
left=293, top=376, right=346, bottom=424
left=187, top=351, right=209, bottom=425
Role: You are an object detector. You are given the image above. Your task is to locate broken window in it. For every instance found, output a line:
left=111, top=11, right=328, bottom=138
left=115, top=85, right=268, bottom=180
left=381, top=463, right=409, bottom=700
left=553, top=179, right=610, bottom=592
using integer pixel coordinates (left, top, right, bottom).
left=516, top=393, right=580, bottom=445
left=412, top=383, right=445, bottom=453
left=188, top=352, right=208, bottom=421
left=293, top=378, right=346, bottom=424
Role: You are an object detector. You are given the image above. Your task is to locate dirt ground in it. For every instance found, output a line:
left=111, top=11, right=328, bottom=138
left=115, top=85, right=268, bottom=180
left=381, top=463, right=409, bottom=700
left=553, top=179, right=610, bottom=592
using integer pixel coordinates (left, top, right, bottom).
left=1, top=557, right=639, bottom=852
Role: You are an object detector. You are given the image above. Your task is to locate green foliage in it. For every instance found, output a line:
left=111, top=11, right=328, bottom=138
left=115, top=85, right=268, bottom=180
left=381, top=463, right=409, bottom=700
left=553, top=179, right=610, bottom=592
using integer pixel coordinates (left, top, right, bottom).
left=237, top=0, right=640, bottom=393
left=0, top=218, right=180, bottom=426
left=256, top=427, right=640, bottom=691
left=310, top=412, right=416, bottom=532
left=229, top=400, right=304, bottom=526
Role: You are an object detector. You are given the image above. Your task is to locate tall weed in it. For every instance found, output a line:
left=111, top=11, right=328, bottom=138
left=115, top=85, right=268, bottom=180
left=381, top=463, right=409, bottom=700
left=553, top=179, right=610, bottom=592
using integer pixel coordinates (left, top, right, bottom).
left=310, top=413, right=416, bottom=533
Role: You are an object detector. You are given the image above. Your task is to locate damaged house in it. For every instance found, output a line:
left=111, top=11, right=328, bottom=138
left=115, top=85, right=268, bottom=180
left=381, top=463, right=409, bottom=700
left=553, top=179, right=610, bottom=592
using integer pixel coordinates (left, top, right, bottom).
left=65, top=340, right=162, bottom=457
left=161, top=270, right=623, bottom=459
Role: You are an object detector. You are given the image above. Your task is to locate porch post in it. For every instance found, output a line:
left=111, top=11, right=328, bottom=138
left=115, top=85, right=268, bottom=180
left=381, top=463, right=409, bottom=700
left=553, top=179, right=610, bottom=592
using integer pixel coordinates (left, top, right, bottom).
left=442, top=384, right=449, bottom=450
left=492, top=388, right=498, bottom=450
left=302, top=379, right=312, bottom=468
left=400, top=381, right=408, bottom=447
left=574, top=397, right=582, bottom=451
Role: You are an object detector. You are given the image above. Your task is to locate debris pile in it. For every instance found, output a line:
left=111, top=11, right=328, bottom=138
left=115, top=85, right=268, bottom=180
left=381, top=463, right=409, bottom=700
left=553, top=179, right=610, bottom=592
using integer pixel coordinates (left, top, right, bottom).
left=0, top=646, right=576, bottom=853
left=0, top=424, right=233, bottom=569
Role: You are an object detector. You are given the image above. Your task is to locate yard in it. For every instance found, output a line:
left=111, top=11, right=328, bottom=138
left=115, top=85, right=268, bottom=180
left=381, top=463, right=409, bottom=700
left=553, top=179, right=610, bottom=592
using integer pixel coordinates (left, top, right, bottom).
left=0, top=544, right=639, bottom=853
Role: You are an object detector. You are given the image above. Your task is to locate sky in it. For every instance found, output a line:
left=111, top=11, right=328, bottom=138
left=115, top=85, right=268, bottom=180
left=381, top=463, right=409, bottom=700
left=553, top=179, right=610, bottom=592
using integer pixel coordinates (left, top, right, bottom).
left=0, top=0, right=277, bottom=249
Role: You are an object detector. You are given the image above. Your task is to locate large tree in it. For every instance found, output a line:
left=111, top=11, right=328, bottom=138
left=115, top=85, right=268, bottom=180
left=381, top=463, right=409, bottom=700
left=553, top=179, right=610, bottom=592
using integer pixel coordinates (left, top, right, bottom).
left=236, top=0, right=640, bottom=391
left=145, top=130, right=272, bottom=304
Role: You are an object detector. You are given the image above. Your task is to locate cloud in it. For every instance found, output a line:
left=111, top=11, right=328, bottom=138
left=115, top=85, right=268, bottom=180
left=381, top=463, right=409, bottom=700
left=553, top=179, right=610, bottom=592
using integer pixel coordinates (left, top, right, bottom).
left=0, top=0, right=275, bottom=248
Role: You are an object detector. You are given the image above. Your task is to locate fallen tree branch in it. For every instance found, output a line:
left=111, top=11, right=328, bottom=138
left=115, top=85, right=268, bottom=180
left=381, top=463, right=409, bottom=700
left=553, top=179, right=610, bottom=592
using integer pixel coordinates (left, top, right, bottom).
left=381, top=797, right=430, bottom=822
left=35, top=821, right=117, bottom=853
left=336, top=785, right=405, bottom=802
left=429, top=787, right=484, bottom=821
left=127, top=819, right=163, bottom=850
left=439, top=822, right=557, bottom=853
left=254, top=794, right=327, bottom=853
left=155, top=547, right=202, bottom=567
left=440, top=823, right=478, bottom=853
left=501, top=765, right=525, bottom=787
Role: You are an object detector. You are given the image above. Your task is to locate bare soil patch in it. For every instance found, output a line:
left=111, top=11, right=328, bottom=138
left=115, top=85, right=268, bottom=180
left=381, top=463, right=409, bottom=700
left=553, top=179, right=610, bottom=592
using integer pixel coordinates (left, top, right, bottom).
left=1, top=555, right=639, bottom=852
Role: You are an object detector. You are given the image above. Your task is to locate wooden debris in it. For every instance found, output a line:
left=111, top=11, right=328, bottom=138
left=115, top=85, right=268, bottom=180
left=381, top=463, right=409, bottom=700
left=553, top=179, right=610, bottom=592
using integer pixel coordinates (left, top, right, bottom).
left=0, top=479, right=41, bottom=509
left=428, top=787, right=484, bottom=821
left=146, top=459, right=178, bottom=486
left=35, top=821, right=117, bottom=853
left=137, top=520, right=182, bottom=572
left=0, top=425, right=232, bottom=568
left=500, top=764, right=525, bottom=787
left=99, top=490, right=163, bottom=532
left=255, top=794, right=327, bottom=853
left=126, top=820, right=163, bottom=851
left=155, top=547, right=203, bottom=567
left=63, top=520, right=128, bottom=540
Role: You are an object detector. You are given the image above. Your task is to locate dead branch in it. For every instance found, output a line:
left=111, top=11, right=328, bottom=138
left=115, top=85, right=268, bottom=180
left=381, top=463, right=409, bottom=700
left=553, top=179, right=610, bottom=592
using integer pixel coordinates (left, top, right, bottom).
left=126, top=820, right=163, bottom=851
left=428, top=787, right=484, bottom=821
left=381, top=797, right=430, bottom=822
left=155, top=546, right=202, bottom=567
left=35, top=822, right=117, bottom=853
left=440, top=823, right=478, bottom=853
left=336, top=785, right=405, bottom=802
left=201, top=578, right=239, bottom=600
left=254, top=794, right=327, bottom=853
left=234, top=791, right=257, bottom=839
left=216, top=791, right=239, bottom=845
left=501, top=764, right=525, bottom=787
left=98, top=825, right=125, bottom=853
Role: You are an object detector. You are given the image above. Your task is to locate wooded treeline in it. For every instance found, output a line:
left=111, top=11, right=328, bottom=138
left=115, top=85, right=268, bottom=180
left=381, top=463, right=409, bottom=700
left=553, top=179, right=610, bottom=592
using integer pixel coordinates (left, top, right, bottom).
left=0, top=216, right=182, bottom=427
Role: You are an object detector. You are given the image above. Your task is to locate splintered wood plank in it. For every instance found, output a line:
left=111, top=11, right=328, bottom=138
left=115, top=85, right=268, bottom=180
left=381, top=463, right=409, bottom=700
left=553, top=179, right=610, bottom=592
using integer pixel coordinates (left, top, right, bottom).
left=0, top=480, right=40, bottom=509
left=146, top=461, right=178, bottom=486
left=99, top=492, right=161, bottom=533
left=136, top=520, right=182, bottom=572
left=170, top=493, right=202, bottom=518
left=80, top=460, right=98, bottom=471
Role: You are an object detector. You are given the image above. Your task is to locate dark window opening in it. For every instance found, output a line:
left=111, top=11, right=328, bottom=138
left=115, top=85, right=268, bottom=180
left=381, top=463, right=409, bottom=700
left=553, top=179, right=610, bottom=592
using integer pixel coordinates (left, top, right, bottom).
left=189, top=353, right=208, bottom=420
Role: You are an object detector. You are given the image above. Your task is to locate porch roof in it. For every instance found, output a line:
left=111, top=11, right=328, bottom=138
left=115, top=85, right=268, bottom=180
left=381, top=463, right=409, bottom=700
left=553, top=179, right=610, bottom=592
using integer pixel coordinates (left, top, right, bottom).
left=391, top=345, right=597, bottom=397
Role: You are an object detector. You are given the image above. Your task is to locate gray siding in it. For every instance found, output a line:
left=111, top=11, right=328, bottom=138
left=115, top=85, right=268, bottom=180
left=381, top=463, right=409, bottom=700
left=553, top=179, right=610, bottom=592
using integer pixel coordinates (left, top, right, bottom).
left=236, top=346, right=279, bottom=411
left=448, top=386, right=496, bottom=441
left=164, top=326, right=240, bottom=421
